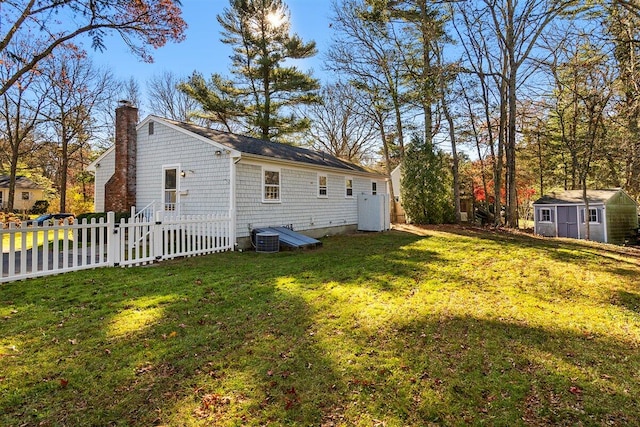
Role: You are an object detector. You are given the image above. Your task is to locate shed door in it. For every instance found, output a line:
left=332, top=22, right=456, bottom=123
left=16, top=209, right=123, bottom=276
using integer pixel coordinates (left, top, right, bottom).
left=557, top=206, right=578, bottom=238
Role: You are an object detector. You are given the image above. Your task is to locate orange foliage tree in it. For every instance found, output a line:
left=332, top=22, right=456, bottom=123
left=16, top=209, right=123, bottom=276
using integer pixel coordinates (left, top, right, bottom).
left=468, top=158, right=537, bottom=225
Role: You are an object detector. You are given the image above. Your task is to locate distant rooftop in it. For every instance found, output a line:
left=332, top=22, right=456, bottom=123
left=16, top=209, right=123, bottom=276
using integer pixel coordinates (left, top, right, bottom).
left=0, top=175, right=42, bottom=189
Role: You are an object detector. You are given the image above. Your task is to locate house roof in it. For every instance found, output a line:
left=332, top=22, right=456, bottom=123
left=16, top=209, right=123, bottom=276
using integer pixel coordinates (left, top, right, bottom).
left=161, top=118, right=376, bottom=175
left=0, top=175, right=42, bottom=189
left=533, top=189, right=624, bottom=205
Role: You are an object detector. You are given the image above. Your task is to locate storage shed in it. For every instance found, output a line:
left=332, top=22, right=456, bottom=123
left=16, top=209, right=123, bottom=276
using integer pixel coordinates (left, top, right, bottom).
left=533, top=189, right=638, bottom=244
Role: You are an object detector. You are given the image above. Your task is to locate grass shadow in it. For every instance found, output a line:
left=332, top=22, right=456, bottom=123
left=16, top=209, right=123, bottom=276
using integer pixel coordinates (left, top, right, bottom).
left=614, top=290, right=640, bottom=314
left=2, top=227, right=639, bottom=426
left=0, top=256, right=351, bottom=425
left=333, top=314, right=639, bottom=425
left=408, top=224, right=640, bottom=270
left=0, top=230, right=432, bottom=425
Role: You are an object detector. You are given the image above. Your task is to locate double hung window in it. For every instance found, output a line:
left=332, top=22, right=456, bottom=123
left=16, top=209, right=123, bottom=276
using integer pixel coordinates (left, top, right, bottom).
left=318, top=175, right=328, bottom=198
left=345, top=178, right=353, bottom=198
left=263, top=168, right=281, bottom=202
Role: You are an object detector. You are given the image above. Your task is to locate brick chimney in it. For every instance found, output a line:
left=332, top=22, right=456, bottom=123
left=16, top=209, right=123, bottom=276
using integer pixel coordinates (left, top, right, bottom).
left=104, top=101, right=138, bottom=212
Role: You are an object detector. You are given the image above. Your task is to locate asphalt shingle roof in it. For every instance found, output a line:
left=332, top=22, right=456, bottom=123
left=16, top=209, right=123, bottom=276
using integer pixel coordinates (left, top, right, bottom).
left=533, top=189, right=621, bottom=205
left=0, top=175, right=41, bottom=189
left=163, top=119, right=374, bottom=174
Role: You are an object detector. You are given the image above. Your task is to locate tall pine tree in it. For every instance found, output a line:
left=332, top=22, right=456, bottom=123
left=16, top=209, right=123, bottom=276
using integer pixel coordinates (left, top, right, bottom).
left=180, top=0, right=320, bottom=141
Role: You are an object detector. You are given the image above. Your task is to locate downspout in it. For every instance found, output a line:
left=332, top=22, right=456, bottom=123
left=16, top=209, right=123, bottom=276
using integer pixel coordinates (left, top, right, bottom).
left=554, top=206, right=558, bottom=237
left=229, top=154, right=240, bottom=250
left=602, top=206, right=608, bottom=243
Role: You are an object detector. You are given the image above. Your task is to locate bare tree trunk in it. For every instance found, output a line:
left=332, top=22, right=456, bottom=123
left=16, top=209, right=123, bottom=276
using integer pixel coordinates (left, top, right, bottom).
left=505, top=0, right=519, bottom=229
left=460, top=81, right=490, bottom=217
left=8, top=151, right=19, bottom=212
left=60, top=134, right=69, bottom=213
left=376, top=109, right=398, bottom=223
left=582, top=182, right=590, bottom=240
left=441, top=88, right=460, bottom=223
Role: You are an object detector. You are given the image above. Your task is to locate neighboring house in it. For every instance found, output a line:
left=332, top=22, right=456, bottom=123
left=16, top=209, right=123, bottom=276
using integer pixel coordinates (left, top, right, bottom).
left=389, top=164, right=406, bottom=223
left=390, top=163, right=473, bottom=223
left=533, top=189, right=639, bottom=244
left=0, top=175, right=45, bottom=212
left=87, top=103, right=389, bottom=248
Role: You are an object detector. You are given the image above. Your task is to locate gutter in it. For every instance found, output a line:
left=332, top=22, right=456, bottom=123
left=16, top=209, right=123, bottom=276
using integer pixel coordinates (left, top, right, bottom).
left=236, top=152, right=387, bottom=180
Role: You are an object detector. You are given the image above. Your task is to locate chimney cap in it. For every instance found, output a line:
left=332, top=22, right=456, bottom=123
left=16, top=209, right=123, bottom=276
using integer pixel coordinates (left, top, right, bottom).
left=118, top=100, right=133, bottom=107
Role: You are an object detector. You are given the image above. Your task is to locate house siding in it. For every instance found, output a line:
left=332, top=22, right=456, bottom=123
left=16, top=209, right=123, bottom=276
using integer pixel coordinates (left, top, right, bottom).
left=534, top=206, right=556, bottom=237
left=606, top=193, right=639, bottom=244
left=235, top=162, right=385, bottom=239
left=135, top=120, right=231, bottom=216
left=93, top=150, right=115, bottom=212
left=578, top=206, right=605, bottom=242
left=535, top=205, right=607, bottom=242
left=0, top=188, right=46, bottom=212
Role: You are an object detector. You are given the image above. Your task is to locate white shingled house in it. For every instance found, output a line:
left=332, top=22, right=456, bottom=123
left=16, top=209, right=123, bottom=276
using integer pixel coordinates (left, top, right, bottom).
left=87, top=103, right=389, bottom=249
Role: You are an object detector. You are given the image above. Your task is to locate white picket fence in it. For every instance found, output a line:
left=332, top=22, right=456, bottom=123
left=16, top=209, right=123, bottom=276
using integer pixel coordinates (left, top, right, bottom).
left=1, top=212, right=233, bottom=283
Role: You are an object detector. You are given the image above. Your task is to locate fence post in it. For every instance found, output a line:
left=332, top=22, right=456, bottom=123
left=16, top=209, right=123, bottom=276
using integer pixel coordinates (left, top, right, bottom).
left=106, top=211, right=119, bottom=266
left=153, top=210, right=163, bottom=261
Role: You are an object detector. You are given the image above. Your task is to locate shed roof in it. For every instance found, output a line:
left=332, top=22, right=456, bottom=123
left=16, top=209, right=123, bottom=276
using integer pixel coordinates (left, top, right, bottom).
left=0, top=175, right=42, bottom=189
left=533, top=189, right=623, bottom=205
left=162, top=118, right=375, bottom=175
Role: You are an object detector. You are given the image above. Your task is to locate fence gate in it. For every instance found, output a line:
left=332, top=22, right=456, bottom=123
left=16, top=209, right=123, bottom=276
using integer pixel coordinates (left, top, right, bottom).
left=115, top=214, right=233, bottom=267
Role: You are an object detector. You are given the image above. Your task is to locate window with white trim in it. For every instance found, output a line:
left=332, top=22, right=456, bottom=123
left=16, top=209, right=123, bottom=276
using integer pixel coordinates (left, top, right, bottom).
left=345, top=178, right=353, bottom=198
left=163, top=167, right=177, bottom=210
left=318, top=174, right=328, bottom=198
left=263, top=168, right=280, bottom=202
left=539, top=208, right=552, bottom=222
left=581, top=207, right=600, bottom=224
left=372, top=181, right=377, bottom=195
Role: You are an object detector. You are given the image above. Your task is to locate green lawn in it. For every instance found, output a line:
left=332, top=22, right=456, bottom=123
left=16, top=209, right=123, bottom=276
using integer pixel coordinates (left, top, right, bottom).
left=2, top=229, right=73, bottom=252
left=1, top=225, right=639, bottom=426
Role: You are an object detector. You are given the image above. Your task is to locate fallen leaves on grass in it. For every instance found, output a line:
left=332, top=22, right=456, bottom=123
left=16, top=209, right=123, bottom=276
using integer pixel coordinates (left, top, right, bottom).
left=569, top=386, right=583, bottom=395
left=161, top=331, right=178, bottom=339
left=135, top=363, right=154, bottom=375
left=285, top=386, right=300, bottom=410
left=194, top=393, right=231, bottom=418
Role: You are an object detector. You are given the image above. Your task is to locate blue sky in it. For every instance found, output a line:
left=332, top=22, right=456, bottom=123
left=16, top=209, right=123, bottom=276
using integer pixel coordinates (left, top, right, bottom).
left=90, top=1, right=334, bottom=90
